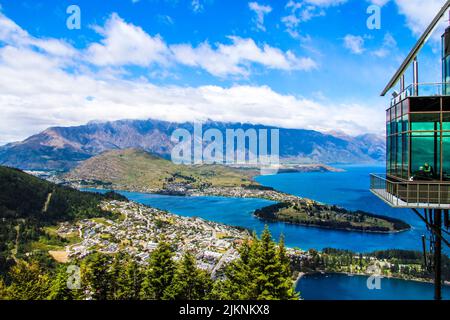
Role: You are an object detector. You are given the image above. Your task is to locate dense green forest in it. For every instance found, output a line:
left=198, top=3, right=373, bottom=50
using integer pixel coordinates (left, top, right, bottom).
left=0, top=166, right=126, bottom=275
left=0, top=228, right=298, bottom=300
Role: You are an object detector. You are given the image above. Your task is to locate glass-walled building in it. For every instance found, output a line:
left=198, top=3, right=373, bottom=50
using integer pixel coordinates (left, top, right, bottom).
left=387, top=96, right=450, bottom=182
left=371, top=23, right=450, bottom=208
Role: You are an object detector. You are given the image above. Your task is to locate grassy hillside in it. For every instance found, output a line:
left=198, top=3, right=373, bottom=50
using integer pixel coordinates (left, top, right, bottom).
left=65, top=148, right=259, bottom=190
left=0, top=166, right=125, bottom=274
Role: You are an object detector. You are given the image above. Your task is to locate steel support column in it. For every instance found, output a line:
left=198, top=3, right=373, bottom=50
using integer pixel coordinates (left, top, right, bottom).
left=434, top=209, right=442, bottom=300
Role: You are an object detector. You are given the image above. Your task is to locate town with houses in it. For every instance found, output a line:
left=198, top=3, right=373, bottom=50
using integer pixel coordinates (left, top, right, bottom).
left=56, top=200, right=269, bottom=274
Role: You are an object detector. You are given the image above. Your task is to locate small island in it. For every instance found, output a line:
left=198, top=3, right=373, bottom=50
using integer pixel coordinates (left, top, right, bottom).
left=57, top=149, right=410, bottom=234
left=254, top=201, right=410, bottom=233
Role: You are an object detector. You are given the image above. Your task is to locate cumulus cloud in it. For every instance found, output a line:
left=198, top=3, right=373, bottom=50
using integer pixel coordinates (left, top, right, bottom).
left=85, top=13, right=170, bottom=67
left=281, top=0, right=346, bottom=39
left=83, top=13, right=315, bottom=77
left=343, top=35, right=365, bottom=54
left=372, top=33, right=397, bottom=58
left=249, top=2, right=272, bottom=31
left=0, top=11, right=383, bottom=145
left=0, top=13, right=76, bottom=59
left=394, top=0, right=447, bottom=41
left=170, top=36, right=317, bottom=77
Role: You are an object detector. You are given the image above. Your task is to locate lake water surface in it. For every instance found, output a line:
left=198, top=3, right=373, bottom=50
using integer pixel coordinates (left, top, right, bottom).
left=86, top=165, right=450, bottom=300
left=118, top=165, right=437, bottom=253
left=296, top=273, right=450, bottom=300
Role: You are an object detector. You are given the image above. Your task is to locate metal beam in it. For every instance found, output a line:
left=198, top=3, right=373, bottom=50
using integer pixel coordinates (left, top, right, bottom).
left=434, top=210, right=442, bottom=300
left=412, top=208, right=450, bottom=248
left=381, top=0, right=450, bottom=96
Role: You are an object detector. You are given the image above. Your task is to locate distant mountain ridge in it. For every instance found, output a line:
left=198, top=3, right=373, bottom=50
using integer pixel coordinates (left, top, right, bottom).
left=0, top=119, right=385, bottom=170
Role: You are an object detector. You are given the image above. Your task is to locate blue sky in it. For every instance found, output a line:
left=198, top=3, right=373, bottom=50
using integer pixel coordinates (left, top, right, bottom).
left=0, top=0, right=449, bottom=144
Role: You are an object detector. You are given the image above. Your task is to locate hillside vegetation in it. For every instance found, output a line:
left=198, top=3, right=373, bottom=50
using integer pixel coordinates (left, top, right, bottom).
left=0, top=166, right=125, bottom=274
left=65, top=148, right=259, bottom=190
left=254, top=201, right=410, bottom=233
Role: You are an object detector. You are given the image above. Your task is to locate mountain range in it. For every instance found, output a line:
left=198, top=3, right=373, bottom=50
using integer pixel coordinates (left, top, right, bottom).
left=0, top=119, right=385, bottom=171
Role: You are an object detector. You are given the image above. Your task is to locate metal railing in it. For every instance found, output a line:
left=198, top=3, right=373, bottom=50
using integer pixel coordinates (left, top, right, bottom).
left=390, top=82, right=450, bottom=106
left=370, top=174, right=450, bottom=209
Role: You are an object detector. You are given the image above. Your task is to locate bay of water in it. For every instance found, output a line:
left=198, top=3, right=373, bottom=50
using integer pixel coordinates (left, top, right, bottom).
left=297, top=273, right=450, bottom=300
left=85, top=165, right=449, bottom=300
left=116, top=165, right=442, bottom=253
left=256, top=164, right=432, bottom=252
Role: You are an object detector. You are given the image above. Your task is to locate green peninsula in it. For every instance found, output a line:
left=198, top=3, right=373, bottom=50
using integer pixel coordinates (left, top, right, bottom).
left=61, top=148, right=410, bottom=234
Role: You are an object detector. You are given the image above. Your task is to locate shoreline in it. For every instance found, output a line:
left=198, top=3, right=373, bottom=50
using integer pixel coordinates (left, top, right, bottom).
left=76, top=188, right=449, bottom=286
left=253, top=214, right=410, bottom=235
left=79, top=187, right=411, bottom=235
left=78, top=184, right=411, bottom=235
left=296, top=271, right=450, bottom=287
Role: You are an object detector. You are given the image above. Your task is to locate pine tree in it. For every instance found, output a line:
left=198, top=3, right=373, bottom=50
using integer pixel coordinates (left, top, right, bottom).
left=212, top=239, right=255, bottom=300
left=275, top=235, right=298, bottom=300
left=47, top=265, right=78, bottom=300
left=140, top=241, right=176, bottom=300
left=164, top=252, right=212, bottom=300
left=6, top=260, right=51, bottom=300
left=114, top=257, right=142, bottom=300
left=253, top=226, right=280, bottom=300
left=81, top=253, right=112, bottom=300
left=0, top=277, right=9, bottom=300
left=213, top=227, right=298, bottom=300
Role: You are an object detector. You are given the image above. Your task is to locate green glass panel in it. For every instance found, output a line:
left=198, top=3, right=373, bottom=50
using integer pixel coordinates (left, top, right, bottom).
left=401, top=115, right=408, bottom=133
left=388, top=135, right=396, bottom=175
left=443, top=135, right=450, bottom=181
left=389, top=121, right=396, bottom=135
left=443, top=113, right=450, bottom=131
left=387, top=136, right=391, bottom=174
left=397, top=135, right=402, bottom=176
left=410, top=113, right=440, bottom=131
left=402, top=133, right=409, bottom=179
left=411, top=135, right=441, bottom=179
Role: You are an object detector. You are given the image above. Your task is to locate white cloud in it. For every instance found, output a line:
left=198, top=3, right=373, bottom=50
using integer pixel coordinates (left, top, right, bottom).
left=281, top=0, right=346, bottom=39
left=191, top=0, right=203, bottom=13
left=249, top=2, right=272, bottom=31
left=0, top=13, right=76, bottom=59
left=343, top=35, right=365, bottom=54
left=170, top=36, right=317, bottom=77
left=394, top=0, right=447, bottom=41
left=83, top=13, right=315, bottom=77
left=0, top=11, right=383, bottom=145
left=368, top=0, right=389, bottom=6
left=372, top=33, right=397, bottom=58
left=304, top=0, right=347, bottom=7
left=85, top=13, right=170, bottom=67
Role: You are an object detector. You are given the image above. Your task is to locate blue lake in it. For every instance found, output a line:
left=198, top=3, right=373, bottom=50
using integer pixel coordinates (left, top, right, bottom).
left=296, top=273, right=450, bottom=300
left=85, top=165, right=449, bottom=300
left=256, top=164, right=444, bottom=253
left=112, top=165, right=445, bottom=254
